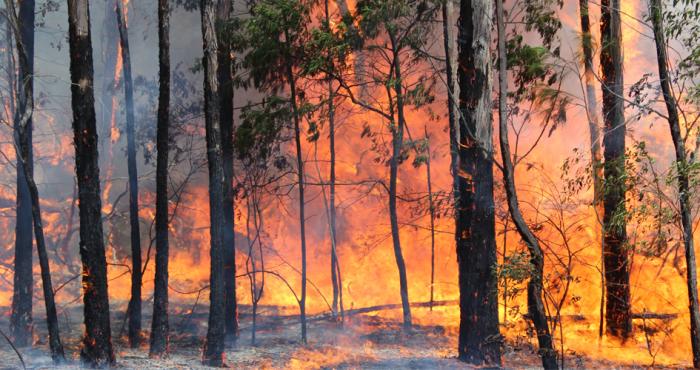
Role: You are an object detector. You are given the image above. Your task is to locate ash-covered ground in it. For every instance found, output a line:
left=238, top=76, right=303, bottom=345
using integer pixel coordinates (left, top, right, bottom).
left=0, top=303, right=687, bottom=369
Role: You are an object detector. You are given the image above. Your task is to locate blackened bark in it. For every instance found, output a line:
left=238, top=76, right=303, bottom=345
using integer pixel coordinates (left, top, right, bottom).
left=496, top=1, right=556, bottom=368
left=284, top=35, right=309, bottom=343
left=115, top=0, right=143, bottom=348
left=5, top=0, right=65, bottom=361
left=388, top=31, right=412, bottom=329
left=600, top=0, right=631, bottom=339
left=67, top=0, right=115, bottom=366
left=201, top=0, right=227, bottom=365
left=10, top=0, right=33, bottom=349
left=455, top=0, right=500, bottom=365
left=216, top=0, right=239, bottom=341
left=149, top=0, right=171, bottom=358
left=578, top=0, right=606, bottom=338
left=649, top=1, right=700, bottom=366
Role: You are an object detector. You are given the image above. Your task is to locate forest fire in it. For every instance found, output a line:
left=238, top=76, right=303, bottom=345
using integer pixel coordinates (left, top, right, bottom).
left=0, top=0, right=699, bottom=368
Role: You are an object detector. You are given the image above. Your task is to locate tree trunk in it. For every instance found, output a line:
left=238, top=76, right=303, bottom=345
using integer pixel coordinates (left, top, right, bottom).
left=329, top=80, right=342, bottom=320
left=388, top=31, right=412, bottom=329
left=455, top=0, right=500, bottom=365
left=67, top=0, right=115, bottom=366
left=649, top=1, right=700, bottom=366
left=425, top=127, right=435, bottom=310
left=600, top=0, right=632, bottom=339
left=5, top=0, right=65, bottom=362
left=9, top=0, right=33, bottom=349
left=115, top=0, right=143, bottom=348
left=99, top=0, right=119, bottom=149
left=324, top=0, right=343, bottom=321
left=285, top=41, right=309, bottom=343
left=149, top=0, right=171, bottom=358
left=201, top=0, right=227, bottom=365
left=577, top=0, right=606, bottom=337
left=216, top=0, right=239, bottom=341
left=496, top=1, right=556, bottom=368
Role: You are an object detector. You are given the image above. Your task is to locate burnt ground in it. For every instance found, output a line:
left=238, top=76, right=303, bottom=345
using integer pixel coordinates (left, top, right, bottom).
left=0, top=303, right=689, bottom=369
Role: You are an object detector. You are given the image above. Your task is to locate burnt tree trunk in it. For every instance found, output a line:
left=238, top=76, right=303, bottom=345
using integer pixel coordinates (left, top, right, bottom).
left=67, top=0, right=115, bottom=366
left=284, top=30, right=309, bottom=343
left=577, top=0, right=606, bottom=337
left=600, top=0, right=632, bottom=339
left=496, top=1, right=556, bottom=368
left=455, top=0, right=501, bottom=365
left=9, top=0, right=33, bottom=349
left=115, top=0, right=143, bottom=348
left=149, top=0, right=171, bottom=358
left=5, top=0, right=65, bottom=362
left=216, top=0, right=239, bottom=341
left=201, top=0, right=227, bottom=365
left=649, top=1, right=700, bottom=366
left=388, top=30, right=412, bottom=329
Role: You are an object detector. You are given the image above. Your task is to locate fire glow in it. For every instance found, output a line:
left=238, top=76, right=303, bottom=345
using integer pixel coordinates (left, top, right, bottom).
left=0, top=0, right=698, bottom=368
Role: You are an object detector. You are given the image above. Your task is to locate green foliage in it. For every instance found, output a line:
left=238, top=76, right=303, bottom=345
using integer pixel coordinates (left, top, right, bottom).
left=232, top=0, right=313, bottom=91
left=497, top=251, right=533, bottom=302
left=356, top=0, right=430, bottom=43
left=304, top=25, right=352, bottom=76
left=502, top=1, right=563, bottom=107
left=234, top=96, right=292, bottom=165
left=523, top=0, right=563, bottom=51
left=662, top=0, right=700, bottom=104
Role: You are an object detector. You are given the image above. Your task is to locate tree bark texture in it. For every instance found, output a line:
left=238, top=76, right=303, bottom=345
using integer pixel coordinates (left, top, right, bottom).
left=149, top=0, right=171, bottom=358
left=600, top=0, right=632, bottom=340
left=67, top=0, right=116, bottom=366
left=115, top=0, right=143, bottom=348
left=201, top=0, right=227, bottom=365
left=455, top=0, right=501, bottom=365
left=649, top=1, right=700, bottom=366
left=496, top=1, right=556, bottom=367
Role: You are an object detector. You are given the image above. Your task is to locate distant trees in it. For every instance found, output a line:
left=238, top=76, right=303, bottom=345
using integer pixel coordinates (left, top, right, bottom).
left=149, top=0, right=171, bottom=358
left=337, top=0, right=438, bottom=330
left=66, top=0, right=115, bottom=366
left=235, top=0, right=314, bottom=342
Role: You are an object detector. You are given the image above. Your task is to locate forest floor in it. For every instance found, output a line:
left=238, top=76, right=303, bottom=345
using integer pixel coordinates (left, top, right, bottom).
left=0, top=303, right=689, bottom=369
